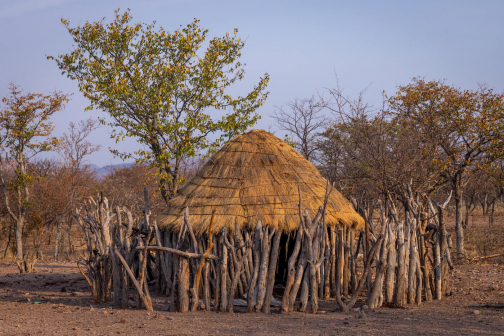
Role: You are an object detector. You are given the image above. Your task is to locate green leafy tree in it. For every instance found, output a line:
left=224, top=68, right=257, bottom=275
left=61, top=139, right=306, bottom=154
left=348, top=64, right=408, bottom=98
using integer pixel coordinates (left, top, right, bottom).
left=49, top=9, right=270, bottom=201
left=0, top=84, right=69, bottom=260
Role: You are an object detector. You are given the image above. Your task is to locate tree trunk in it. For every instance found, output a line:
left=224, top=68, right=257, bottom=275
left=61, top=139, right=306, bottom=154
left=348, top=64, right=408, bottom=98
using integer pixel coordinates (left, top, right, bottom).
left=15, top=218, right=24, bottom=260
left=54, top=221, right=62, bottom=261
left=489, top=201, right=495, bottom=227
left=453, top=178, right=465, bottom=258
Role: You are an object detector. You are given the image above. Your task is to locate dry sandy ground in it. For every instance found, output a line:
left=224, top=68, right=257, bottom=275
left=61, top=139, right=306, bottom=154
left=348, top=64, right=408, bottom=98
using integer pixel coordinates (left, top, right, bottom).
left=0, top=262, right=503, bottom=335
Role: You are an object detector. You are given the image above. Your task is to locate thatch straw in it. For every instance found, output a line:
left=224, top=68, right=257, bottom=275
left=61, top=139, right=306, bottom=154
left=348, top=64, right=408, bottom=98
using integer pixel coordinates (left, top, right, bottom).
left=157, top=130, right=364, bottom=234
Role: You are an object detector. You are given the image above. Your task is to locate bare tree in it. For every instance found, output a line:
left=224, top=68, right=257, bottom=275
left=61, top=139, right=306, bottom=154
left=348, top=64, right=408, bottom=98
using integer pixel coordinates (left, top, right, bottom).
left=56, top=118, right=101, bottom=172
left=270, top=96, right=326, bottom=161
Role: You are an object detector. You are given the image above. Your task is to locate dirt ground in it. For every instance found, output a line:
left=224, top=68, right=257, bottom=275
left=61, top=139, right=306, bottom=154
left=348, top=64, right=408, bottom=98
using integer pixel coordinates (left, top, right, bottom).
left=0, top=261, right=503, bottom=335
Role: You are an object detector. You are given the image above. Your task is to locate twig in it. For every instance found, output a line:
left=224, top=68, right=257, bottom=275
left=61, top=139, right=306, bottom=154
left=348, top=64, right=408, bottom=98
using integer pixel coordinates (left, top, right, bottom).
left=77, top=262, right=93, bottom=288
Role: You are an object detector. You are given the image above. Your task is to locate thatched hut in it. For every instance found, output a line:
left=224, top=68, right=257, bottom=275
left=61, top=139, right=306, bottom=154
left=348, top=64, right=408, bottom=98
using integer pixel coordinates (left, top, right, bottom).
left=157, top=129, right=364, bottom=234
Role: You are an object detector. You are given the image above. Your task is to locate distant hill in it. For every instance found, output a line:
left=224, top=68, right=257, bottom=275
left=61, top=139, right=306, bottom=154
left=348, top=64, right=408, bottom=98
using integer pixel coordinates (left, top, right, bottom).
left=84, top=162, right=136, bottom=178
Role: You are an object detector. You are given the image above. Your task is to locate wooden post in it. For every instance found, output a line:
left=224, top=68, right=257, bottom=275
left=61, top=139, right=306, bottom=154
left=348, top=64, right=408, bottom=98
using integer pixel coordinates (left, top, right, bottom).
left=408, top=225, right=418, bottom=304
left=178, top=255, right=190, bottom=312
left=164, top=231, right=173, bottom=296
left=247, top=220, right=262, bottom=312
left=395, top=216, right=406, bottom=305
left=225, top=222, right=251, bottom=313
left=324, top=231, right=331, bottom=299
left=368, top=219, right=389, bottom=309
left=256, top=226, right=275, bottom=312
left=262, top=230, right=282, bottom=313
left=281, top=224, right=303, bottom=313
left=342, top=227, right=350, bottom=296
left=220, top=229, right=228, bottom=312
left=330, top=227, right=337, bottom=297
left=434, top=229, right=442, bottom=300
left=385, top=222, right=396, bottom=303
left=298, top=266, right=310, bottom=312
left=418, top=211, right=432, bottom=302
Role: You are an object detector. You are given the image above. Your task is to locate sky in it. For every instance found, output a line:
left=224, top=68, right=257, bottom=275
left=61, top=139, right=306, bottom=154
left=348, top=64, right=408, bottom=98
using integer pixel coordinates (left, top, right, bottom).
left=1, top=0, right=503, bottom=166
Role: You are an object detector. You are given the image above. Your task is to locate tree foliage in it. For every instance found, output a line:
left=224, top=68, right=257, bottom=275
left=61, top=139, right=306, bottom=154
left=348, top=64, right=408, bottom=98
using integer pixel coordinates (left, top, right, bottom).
left=49, top=9, right=270, bottom=201
left=0, top=83, right=69, bottom=259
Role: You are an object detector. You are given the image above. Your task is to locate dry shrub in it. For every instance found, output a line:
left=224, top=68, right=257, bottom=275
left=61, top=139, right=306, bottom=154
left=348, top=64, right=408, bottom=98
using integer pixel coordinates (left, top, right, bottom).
left=464, top=219, right=504, bottom=264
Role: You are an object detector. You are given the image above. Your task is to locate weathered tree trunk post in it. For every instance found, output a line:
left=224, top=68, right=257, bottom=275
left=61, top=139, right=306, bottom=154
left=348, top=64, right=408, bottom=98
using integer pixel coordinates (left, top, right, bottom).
left=395, top=215, right=406, bottom=305
left=408, top=224, right=418, bottom=304
left=330, top=227, right=337, bottom=297
left=220, top=230, right=228, bottom=312
left=385, top=222, right=396, bottom=303
left=256, top=226, right=275, bottom=312
left=281, top=225, right=303, bottom=313
left=247, top=220, right=262, bottom=312
left=263, top=230, right=282, bottom=313
left=368, top=219, right=388, bottom=309
left=433, top=229, right=442, bottom=300
left=178, top=256, right=190, bottom=312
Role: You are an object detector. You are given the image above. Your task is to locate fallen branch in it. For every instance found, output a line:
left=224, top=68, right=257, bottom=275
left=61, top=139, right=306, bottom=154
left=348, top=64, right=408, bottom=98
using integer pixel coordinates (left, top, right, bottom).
left=470, top=254, right=504, bottom=263
left=468, top=304, right=504, bottom=309
left=136, top=246, right=219, bottom=260
left=77, top=262, right=93, bottom=288
left=114, top=249, right=153, bottom=311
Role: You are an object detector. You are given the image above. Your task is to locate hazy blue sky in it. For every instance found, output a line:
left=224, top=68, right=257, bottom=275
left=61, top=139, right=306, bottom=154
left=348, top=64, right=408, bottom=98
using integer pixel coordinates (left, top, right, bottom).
left=1, top=0, right=503, bottom=166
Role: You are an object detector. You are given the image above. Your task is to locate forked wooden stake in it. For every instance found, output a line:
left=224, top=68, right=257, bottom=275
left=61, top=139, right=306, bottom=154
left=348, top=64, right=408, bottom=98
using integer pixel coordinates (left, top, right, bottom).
left=191, top=210, right=215, bottom=311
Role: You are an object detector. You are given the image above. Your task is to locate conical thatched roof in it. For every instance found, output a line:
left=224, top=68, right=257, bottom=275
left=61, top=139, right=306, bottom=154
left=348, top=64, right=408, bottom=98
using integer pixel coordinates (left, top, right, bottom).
left=157, top=130, right=364, bottom=234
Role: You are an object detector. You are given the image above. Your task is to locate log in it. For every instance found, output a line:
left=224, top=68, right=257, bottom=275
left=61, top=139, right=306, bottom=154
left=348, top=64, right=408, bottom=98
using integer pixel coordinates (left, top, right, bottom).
left=135, top=246, right=218, bottom=260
